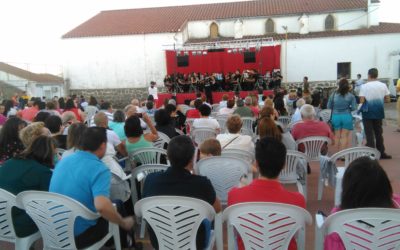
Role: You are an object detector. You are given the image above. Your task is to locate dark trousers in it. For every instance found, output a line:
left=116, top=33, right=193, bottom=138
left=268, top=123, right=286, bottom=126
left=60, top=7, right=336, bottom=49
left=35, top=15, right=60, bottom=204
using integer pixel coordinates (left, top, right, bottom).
left=363, top=119, right=385, bottom=154
left=75, top=218, right=108, bottom=249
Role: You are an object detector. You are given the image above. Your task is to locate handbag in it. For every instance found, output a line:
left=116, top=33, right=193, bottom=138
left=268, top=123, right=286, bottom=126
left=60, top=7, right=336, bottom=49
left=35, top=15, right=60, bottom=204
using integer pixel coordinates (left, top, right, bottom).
left=327, top=92, right=335, bottom=131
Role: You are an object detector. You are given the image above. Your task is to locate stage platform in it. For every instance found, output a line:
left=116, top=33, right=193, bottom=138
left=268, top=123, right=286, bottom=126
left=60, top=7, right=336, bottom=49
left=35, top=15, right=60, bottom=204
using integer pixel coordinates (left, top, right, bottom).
left=157, top=90, right=274, bottom=107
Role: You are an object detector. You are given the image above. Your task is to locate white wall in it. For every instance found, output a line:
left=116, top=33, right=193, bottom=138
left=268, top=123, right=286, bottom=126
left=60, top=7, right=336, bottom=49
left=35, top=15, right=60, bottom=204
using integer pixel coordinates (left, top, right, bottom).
left=281, top=33, right=400, bottom=82
left=187, top=10, right=367, bottom=39
left=62, top=33, right=176, bottom=89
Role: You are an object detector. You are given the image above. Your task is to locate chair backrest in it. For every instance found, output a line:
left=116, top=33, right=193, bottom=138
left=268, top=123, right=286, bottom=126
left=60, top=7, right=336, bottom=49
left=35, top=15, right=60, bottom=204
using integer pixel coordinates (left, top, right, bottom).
left=318, top=109, right=331, bottom=123
left=212, top=104, right=220, bottom=111
left=321, top=208, right=400, bottom=250
left=223, top=202, right=312, bottom=250
left=0, top=189, right=17, bottom=242
left=129, top=147, right=169, bottom=165
left=16, top=191, right=99, bottom=250
left=195, top=156, right=251, bottom=204
left=216, top=117, right=228, bottom=133
left=153, top=132, right=171, bottom=149
left=296, top=136, right=331, bottom=161
left=221, top=148, right=254, bottom=164
left=134, top=196, right=215, bottom=250
left=329, top=146, right=381, bottom=167
left=279, top=150, right=308, bottom=183
left=191, top=127, right=217, bottom=145
left=240, top=117, right=255, bottom=137
left=185, top=118, right=195, bottom=132
left=277, top=116, right=291, bottom=127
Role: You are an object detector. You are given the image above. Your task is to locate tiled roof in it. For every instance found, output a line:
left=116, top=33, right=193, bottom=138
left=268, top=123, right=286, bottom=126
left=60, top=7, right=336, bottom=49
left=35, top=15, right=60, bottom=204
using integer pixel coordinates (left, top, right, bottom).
left=62, top=0, right=367, bottom=38
left=0, top=62, right=64, bottom=84
left=185, top=22, right=400, bottom=43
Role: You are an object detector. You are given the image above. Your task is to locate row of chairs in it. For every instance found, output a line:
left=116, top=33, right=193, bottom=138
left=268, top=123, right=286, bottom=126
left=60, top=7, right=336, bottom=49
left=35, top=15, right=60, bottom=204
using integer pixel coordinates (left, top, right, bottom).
left=3, top=189, right=399, bottom=250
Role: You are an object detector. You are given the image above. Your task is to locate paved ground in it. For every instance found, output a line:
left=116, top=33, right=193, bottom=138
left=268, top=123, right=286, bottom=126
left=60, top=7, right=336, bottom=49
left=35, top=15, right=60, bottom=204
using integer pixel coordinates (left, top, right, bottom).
left=1, top=103, right=399, bottom=250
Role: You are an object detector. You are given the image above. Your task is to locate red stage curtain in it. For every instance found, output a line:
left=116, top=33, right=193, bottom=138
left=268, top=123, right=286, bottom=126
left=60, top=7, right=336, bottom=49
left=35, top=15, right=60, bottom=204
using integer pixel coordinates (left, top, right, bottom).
left=166, top=45, right=281, bottom=75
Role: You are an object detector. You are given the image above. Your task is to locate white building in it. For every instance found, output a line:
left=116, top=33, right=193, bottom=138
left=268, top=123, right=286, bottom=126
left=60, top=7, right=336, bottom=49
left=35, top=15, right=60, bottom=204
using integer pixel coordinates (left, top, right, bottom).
left=62, top=0, right=400, bottom=93
left=0, top=62, right=64, bottom=98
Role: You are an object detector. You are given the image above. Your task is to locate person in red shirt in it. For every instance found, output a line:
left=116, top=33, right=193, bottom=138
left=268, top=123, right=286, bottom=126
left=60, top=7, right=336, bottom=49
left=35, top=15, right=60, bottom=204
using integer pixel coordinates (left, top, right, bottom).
left=185, top=99, right=202, bottom=119
left=18, top=99, right=40, bottom=122
left=228, top=137, right=305, bottom=250
left=291, top=104, right=335, bottom=152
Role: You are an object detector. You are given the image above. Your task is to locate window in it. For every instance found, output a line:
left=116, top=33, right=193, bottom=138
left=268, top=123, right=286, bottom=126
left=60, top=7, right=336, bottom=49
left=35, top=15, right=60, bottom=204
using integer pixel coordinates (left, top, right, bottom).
left=210, top=22, right=219, bottom=39
left=337, top=62, right=351, bottom=79
left=325, top=14, right=335, bottom=31
left=266, top=18, right=275, bottom=33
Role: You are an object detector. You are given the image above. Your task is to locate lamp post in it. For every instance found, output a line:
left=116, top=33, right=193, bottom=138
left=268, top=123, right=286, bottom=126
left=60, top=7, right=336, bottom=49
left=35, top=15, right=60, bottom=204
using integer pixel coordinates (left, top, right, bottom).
left=282, top=26, right=288, bottom=89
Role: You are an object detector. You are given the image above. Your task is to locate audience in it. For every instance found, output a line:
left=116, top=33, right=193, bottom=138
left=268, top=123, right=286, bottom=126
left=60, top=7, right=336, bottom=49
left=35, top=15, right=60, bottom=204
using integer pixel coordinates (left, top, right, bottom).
left=258, top=117, right=296, bottom=150
left=193, top=104, right=220, bottom=133
left=0, top=117, right=26, bottom=164
left=0, top=136, right=55, bottom=237
left=124, top=115, right=158, bottom=157
left=186, top=99, right=203, bottom=119
left=324, top=157, right=400, bottom=249
left=216, top=115, right=254, bottom=153
left=219, top=94, right=229, bottom=108
left=155, top=108, right=179, bottom=138
left=199, top=138, right=222, bottom=159
left=99, top=102, right=114, bottom=122
left=62, top=123, right=87, bottom=158
left=109, top=110, right=126, bottom=140
left=228, top=137, right=305, bottom=250
left=19, top=122, right=51, bottom=148
left=233, top=98, right=254, bottom=117
left=218, top=99, right=235, bottom=115
left=64, top=99, right=84, bottom=122
left=50, top=127, right=135, bottom=249
left=45, top=115, right=67, bottom=149
left=291, top=98, right=306, bottom=124
left=143, top=135, right=221, bottom=249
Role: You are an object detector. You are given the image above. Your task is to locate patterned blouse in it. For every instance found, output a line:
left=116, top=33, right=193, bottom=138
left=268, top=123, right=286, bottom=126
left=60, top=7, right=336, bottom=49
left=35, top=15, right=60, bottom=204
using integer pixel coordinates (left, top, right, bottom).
left=0, top=141, right=24, bottom=165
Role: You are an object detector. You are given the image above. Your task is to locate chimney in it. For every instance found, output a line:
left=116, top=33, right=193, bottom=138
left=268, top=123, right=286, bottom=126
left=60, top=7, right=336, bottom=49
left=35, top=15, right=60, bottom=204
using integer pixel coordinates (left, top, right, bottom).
left=367, top=0, right=380, bottom=27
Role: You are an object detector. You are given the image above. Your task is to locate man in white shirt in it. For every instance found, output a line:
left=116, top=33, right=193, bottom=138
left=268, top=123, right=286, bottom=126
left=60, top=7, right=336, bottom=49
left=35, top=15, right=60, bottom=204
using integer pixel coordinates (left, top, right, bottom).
left=216, top=115, right=254, bottom=153
left=218, top=99, right=235, bottom=115
left=193, top=104, right=220, bottom=133
left=148, top=81, right=158, bottom=100
left=359, top=68, right=391, bottom=159
left=290, top=98, right=305, bottom=124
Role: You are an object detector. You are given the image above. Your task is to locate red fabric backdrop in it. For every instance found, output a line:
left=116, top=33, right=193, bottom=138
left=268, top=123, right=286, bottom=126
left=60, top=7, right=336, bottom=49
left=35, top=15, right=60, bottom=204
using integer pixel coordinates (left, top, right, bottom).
left=166, top=45, right=281, bottom=75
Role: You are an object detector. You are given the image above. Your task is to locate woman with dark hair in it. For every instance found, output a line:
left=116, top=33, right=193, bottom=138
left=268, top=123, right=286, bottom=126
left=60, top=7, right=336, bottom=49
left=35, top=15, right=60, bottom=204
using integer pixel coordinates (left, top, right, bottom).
left=155, top=109, right=179, bottom=138
left=273, top=92, right=288, bottom=116
left=327, top=79, right=357, bottom=151
left=58, top=97, right=66, bottom=110
left=109, top=110, right=126, bottom=140
left=0, top=117, right=26, bottom=164
left=258, top=117, right=296, bottom=150
left=124, top=114, right=158, bottom=156
left=0, top=136, right=55, bottom=238
left=33, top=111, right=51, bottom=123
left=3, top=99, right=17, bottom=117
left=45, top=115, right=67, bottom=149
left=324, top=157, right=400, bottom=249
left=63, top=98, right=84, bottom=122
left=62, top=123, right=87, bottom=158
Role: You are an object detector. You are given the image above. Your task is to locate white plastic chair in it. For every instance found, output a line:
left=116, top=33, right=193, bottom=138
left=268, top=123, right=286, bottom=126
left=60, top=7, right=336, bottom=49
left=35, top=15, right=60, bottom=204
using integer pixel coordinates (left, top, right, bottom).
left=129, top=164, right=170, bottom=238
left=129, top=147, right=169, bottom=165
left=16, top=191, right=121, bottom=250
left=328, top=147, right=380, bottom=206
left=216, top=117, right=228, bottom=134
left=191, top=127, right=217, bottom=146
left=223, top=202, right=312, bottom=250
left=315, top=208, right=400, bottom=250
left=134, top=196, right=216, bottom=250
left=241, top=117, right=255, bottom=137
left=185, top=118, right=195, bottom=132
left=279, top=150, right=309, bottom=200
left=0, top=189, right=41, bottom=250
left=153, top=131, right=171, bottom=149
left=277, top=116, right=291, bottom=128
left=318, top=109, right=331, bottom=123
left=295, top=136, right=331, bottom=162
left=221, top=148, right=255, bottom=165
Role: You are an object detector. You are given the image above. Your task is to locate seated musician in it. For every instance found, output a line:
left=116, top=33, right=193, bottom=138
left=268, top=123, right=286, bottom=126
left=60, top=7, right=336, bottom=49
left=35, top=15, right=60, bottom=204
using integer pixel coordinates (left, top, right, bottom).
left=242, top=69, right=256, bottom=90
left=231, top=70, right=242, bottom=90
left=163, top=75, right=173, bottom=92
left=197, top=73, right=205, bottom=92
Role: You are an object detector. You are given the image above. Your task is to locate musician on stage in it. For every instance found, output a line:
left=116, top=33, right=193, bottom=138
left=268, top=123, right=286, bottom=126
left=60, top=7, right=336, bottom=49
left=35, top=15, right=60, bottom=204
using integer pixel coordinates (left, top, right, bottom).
left=164, top=75, right=173, bottom=93
left=231, top=70, right=242, bottom=91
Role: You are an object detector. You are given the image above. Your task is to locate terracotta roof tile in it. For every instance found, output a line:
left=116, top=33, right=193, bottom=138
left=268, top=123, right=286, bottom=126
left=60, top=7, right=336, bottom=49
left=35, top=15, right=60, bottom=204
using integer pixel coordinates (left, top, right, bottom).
left=0, top=62, right=64, bottom=84
left=185, top=22, right=400, bottom=43
left=62, top=0, right=367, bottom=38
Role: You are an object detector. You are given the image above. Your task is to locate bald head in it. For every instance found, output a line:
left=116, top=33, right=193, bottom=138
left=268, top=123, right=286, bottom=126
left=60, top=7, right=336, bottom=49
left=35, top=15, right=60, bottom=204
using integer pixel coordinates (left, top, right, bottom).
left=94, top=112, right=108, bottom=128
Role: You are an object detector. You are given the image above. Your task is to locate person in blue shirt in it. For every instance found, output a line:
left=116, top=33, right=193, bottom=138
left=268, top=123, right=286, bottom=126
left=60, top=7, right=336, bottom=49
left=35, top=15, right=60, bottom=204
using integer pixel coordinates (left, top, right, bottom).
left=327, top=79, right=357, bottom=151
left=49, top=127, right=134, bottom=249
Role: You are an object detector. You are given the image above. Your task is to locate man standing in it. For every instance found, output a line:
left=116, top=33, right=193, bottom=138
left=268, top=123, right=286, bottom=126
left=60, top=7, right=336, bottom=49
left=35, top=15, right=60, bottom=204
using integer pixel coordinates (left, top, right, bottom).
left=50, top=127, right=134, bottom=249
left=228, top=137, right=305, bottom=250
left=148, top=81, right=158, bottom=101
left=303, top=76, right=309, bottom=93
left=359, top=68, right=391, bottom=159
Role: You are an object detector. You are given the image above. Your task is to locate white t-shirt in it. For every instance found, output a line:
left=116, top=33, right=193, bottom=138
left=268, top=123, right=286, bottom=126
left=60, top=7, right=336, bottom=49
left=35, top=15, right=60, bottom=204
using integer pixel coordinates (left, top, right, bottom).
left=107, top=129, right=122, bottom=147
left=148, top=86, right=158, bottom=100
left=216, top=133, right=254, bottom=153
left=359, top=80, right=390, bottom=120
left=218, top=107, right=235, bottom=116
left=193, top=117, right=220, bottom=130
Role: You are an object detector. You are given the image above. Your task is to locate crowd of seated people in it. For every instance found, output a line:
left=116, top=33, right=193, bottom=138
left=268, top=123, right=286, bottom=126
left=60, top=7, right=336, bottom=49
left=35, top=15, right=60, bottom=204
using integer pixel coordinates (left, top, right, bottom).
left=163, top=69, right=282, bottom=93
left=0, top=71, right=396, bottom=250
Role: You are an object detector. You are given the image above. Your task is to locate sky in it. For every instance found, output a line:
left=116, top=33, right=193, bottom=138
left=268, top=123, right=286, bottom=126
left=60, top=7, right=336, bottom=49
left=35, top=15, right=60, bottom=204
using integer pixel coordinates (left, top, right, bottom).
left=0, top=0, right=399, bottom=74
